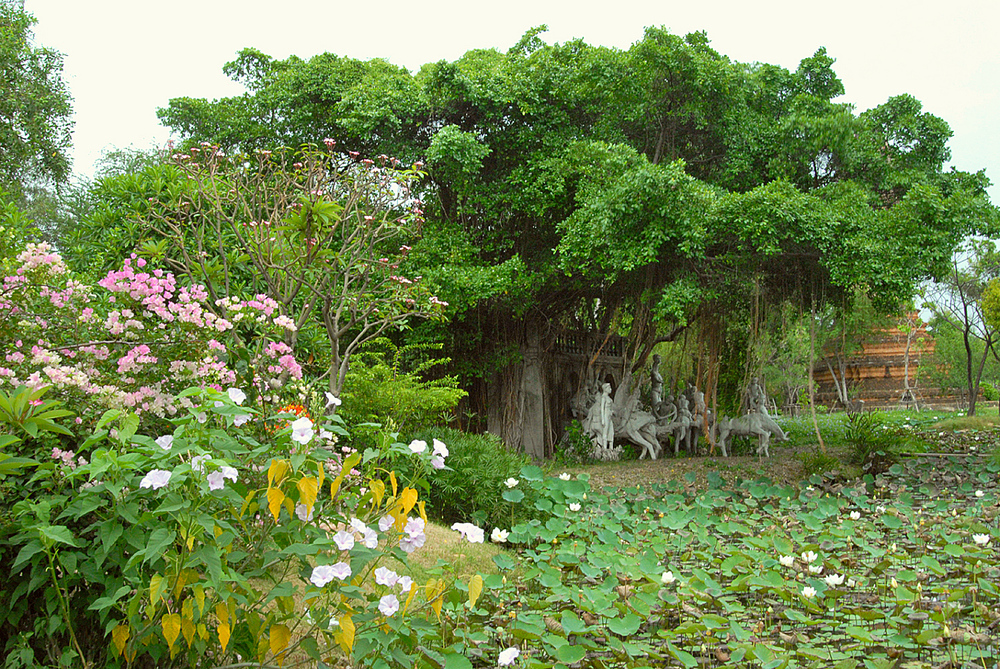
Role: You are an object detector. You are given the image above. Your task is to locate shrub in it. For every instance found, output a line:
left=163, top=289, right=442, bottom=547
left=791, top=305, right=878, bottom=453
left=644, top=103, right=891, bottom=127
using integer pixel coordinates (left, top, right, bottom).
left=981, top=381, right=999, bottom=401
left=0, top=244, right=300, bottom=436
left=340, top=338, right=466, bottom=446
left=411, top=427, right=535, bottom=530
left=0, top=388, right=484, bottom=668
left=797, top=450, right=845, bottom=477
left=845, top=409, right=898, bottom=474
left=554, top=420, right=596, bottom=464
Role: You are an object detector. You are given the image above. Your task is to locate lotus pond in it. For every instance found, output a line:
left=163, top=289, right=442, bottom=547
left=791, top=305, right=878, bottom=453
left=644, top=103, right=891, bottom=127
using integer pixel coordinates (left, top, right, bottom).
left=464, top=451, right=1000, bottom=669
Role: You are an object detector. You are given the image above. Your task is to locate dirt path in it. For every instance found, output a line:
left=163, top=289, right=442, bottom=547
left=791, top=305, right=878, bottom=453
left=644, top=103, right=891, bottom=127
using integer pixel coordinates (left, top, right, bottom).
left=568, top=442, right=844, bottom=491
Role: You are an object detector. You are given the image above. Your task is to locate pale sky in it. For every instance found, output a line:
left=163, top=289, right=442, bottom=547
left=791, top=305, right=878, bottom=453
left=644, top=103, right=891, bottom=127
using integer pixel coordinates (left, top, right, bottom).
left=26, top=0, right=1000, bottom=202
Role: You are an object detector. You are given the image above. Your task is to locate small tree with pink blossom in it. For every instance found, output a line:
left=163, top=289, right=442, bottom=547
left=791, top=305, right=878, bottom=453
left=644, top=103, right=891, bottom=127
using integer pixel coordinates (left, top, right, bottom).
left=140, top=142, right=447, bottom=396
left=0, top=242, right=301, bottom=427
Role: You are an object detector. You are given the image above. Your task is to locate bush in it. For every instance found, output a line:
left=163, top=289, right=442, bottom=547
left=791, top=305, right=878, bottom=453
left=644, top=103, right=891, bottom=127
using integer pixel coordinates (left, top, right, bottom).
left=411, top=427, right=535, bottom=530
left=340, top=338, right=466, bottom=447
left=554, top=420, right=596, bottom=464
left=798, top=450, right=845, bottom=477
left=981, top=381, right=999, bottom=401
left=0, top=387, right=481, bottom=668
left=845, top=409, right=898, bottom=474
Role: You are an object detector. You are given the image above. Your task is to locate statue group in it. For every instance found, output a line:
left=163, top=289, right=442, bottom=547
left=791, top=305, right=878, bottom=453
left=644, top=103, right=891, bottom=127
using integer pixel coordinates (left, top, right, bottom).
left=571, top=360, right=787, bottom=460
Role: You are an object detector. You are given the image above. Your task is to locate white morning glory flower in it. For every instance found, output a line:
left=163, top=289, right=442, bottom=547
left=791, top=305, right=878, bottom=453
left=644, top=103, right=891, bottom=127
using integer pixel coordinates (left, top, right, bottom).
left=290, top=416, right=314, bottom=445
left=333, top=530, right=355, bottom=551
left=498, top=648, right=520, bottom=667
left=140, top=469, right=171, bottom=490
left=227, top=387, right=246, bottom=405
left=155, top=435, right=173, bottom=450
left=378, top=594, right=399, bottom=616
left=451, top=522, right=485, bottom=543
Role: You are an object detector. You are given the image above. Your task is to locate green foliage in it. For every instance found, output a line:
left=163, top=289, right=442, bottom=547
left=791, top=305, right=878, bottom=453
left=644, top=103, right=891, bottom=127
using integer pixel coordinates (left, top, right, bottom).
left=142, top=28, right=997, bottom=445
left=553, top=420, right=597, bottom=464
left=0, top=5, right=73, bottom=197
left=0, top=388, right=471, bottom=668
left=0, top=385, right=74, bottom=447
left=980, top=381, right=999, bottom=402
left=797, top=450, right=845, bottom=477
left=413, top=427, right=534, bottom=529
left=340, top=338, right=466, bottom=438
left=488, top=450, right=1000, bottom=668
left=844, top=410, right=898, bottom=474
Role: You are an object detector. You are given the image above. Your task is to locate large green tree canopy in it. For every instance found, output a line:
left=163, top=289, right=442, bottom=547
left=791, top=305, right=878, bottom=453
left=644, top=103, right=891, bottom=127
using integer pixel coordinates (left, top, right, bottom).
left=151, top=26, right=993, bottom=386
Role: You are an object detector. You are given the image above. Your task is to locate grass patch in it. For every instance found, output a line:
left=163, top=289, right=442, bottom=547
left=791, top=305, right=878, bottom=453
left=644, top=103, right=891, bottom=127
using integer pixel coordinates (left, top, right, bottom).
left=399, top=521, right=507, bottom=584
left=932, top=414, right=1000, bottom=431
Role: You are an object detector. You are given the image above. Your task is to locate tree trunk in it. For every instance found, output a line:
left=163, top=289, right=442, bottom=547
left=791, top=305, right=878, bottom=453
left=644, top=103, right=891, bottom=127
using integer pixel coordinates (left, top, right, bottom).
left=809, top=302, right=826, bottom=453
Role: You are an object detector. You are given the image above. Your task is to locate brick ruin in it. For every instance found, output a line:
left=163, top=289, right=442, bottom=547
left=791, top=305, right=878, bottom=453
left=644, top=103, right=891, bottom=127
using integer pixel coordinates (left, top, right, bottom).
left=811, top=315, right=954, bottom=410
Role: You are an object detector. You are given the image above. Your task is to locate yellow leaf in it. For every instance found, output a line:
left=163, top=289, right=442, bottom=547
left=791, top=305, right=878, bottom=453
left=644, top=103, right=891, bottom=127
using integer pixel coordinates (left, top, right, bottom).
left=297, top=476, right=318, bottom=513
left=269, top=624, right=291, bottom=666
left=173, top=569, right=192, bottom=598
left=337, top=615, right=355, bottom=654
left=186, top=532, right=195, bottom=551
left=468, top=574, right=484, bottom=608
left=316, top=460, right=325, bottom=490
left=216, top=602, right=229, bottom=625
left=182, top=598, right=194, bottom=620
left=267, top=487, right=285, bottom=521
left=431, top=595, right=443, bottom=621
left=399, top=487, right=418, bottom=515
left=149, top=574, right=167, bottom=605
left=401, top=582, right=418, bottom=615
left=329, top=472, right=344, bottom=501
left=389, top=471, right=398, bottom=498
left=181, top=617, right=195, bottom=648
left=197, top=622, right=208, bottom=641
left=161, top=613, right=181, bottom=650
left=112, top=623, right=129, bottom=657
left=343, top=451, right=361, bottom=472
left=418, top=500, right=427, bottom=524
left=193, top=585, right=205, bottom=617
left=240, top=489, right=257, bottom=516
left=370, top=479, right=385, bottom=508
left=267, top=459, right=289, bottom=487
left=218, top=622, right=231, bottom=652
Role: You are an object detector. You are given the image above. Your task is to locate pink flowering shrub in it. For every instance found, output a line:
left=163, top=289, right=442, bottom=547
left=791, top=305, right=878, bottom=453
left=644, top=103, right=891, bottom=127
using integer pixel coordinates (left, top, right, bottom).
left=0, top=244, right=302, bottom=427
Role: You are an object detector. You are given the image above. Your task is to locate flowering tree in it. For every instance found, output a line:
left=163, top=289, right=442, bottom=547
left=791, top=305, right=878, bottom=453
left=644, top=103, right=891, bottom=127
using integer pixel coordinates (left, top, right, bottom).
left=0, top=243, right=299, bottom=425
left=141, top=142, right=447, bottom=396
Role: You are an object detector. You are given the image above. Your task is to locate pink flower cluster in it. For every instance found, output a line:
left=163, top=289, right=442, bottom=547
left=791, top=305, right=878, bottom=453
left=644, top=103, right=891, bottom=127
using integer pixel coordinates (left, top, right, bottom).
left=0, top=247, right=305, bottom=423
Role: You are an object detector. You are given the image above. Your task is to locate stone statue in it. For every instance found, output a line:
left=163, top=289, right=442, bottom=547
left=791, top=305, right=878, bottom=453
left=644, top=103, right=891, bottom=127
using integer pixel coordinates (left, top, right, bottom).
left=584, top=382, right=615, bottom=458
left=673, top=395, right=693, bottom=456
left=747, top=377, right=767, bottom=415
left=649, top=354, right=664, bottom=417
left=716, top=413, right=772, bottom=458
left=714, top=379, right=788, bottom=457
left=612, top=381, right=661, bottom=460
